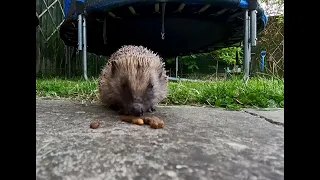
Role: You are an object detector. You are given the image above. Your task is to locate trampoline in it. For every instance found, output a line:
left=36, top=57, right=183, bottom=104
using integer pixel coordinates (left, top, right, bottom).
left=59, top=0, right=268, bottom=80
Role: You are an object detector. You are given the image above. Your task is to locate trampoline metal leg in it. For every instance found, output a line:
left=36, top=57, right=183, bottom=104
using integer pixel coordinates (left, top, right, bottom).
left=82, top=16, right=88, bottom=80
left=250, top=10, right=257, bottom=47
left=243, top=10, right=251, bottom=82
left=78, top=15, right=83, bottom=51
left=175, top=56, right=179, bottom=78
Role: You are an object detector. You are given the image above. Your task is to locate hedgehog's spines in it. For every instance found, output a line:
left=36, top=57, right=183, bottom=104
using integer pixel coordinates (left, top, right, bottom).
left=98, top=45, right=168, bottom=113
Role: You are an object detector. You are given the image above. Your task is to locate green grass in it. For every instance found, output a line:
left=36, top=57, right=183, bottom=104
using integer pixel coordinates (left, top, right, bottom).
left=36, top=77, right=284, bottom=110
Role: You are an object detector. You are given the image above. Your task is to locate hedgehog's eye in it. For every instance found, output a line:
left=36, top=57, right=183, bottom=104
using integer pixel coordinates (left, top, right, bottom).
left=148, top=83, right=154, bottom=89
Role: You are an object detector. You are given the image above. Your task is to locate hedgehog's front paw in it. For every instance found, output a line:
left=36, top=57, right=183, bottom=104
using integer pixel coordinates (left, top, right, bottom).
left=109, top=104, right=120, bottom=111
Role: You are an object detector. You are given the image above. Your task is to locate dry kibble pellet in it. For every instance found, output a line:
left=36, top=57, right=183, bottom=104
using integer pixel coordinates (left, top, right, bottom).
left=143, top=117, right=153, bottom=125
left=90, top=122, right=100, bottom=129
left=156, top=120, right=164, bottom=128
left=143, top=116, right=164, bottom=129
left=120, top=116, right=144, bottom=126
left=132, top=118, right=144, bottom=125
left=150, top=121, right=159, bottom=129
left=120, top=115, right=164, bottom=128
left=150, top=120, right=164, bottom=129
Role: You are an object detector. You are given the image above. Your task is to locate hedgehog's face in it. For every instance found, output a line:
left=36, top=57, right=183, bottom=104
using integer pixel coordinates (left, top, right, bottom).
left=109, top=57, right=166, bottom=117
left=119, top=73, right=159, bottom=117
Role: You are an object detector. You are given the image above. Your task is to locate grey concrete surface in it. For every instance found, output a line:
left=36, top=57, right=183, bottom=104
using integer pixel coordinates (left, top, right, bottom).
left=244, top=108, right=284, bottom=125
left=36, top=99, right=284, bottom=180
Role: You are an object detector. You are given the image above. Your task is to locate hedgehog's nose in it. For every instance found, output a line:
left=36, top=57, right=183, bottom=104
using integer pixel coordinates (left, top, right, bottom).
left=132, top=103, right=143, bottom=117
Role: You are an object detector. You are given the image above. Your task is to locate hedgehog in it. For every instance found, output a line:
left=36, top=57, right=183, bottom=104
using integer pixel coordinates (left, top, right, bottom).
left=98, top=45, right=168, bottom=117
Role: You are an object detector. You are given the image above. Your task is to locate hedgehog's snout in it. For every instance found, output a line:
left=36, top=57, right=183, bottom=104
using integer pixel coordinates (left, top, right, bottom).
left=132, top=103, right=143, bottom=117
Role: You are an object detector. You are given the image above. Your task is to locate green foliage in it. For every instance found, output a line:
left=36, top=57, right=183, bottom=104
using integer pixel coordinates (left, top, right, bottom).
left=276, top=14, right=284, bottom=25
left=166, top=57, right=199, bottom=73
left=181, top=57, right=199, bottom=72
left=36, top=77, right=284, bottom=110
left=166, top=46, right=243, bottom=74
left=210, top=47, right=243, bottom=65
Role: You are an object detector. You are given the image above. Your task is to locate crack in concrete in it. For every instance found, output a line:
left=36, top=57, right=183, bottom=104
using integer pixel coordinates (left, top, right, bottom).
left=244, top=110, right=284, bottom=127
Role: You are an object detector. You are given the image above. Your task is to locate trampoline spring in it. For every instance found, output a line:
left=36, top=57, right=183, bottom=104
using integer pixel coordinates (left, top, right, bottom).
left=217, top=8, right=228, bottom=15
left=108, top=12, right=121, bottom=19
left=174, top=3, right=185, bottom=13
left=231, top=8, right=238, bottom=12
left=161, top=2, right=166, bottom=40
left=154, top=3, right=160, bottom=13
left=194, top=4, right=210, bottom=14
left=209, top=8, right=228, bottom=16
left=128, top=6, right=139, bottom=15
left=228, top=11, right=244, bottom=21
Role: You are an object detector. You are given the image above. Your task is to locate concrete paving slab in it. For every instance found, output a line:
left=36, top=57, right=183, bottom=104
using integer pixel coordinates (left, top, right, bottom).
left=36, top=99, right=284, bottom=180
left=244, top=108, right=284, bottom=125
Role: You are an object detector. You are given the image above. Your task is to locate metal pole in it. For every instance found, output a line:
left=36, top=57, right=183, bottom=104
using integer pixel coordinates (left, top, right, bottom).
left=248, top=15, right=252, bottom=78
left=78, top=15, right=83, bottom=51
left=68, top=47, right=71, bottom=78
left=282, top=40, right=284, bottom=64
left=244, top=10, right=250, bottom=81
left=82, top=16, right=88, bottom=80
left=250, top=10, right=257, bottom=47
left=175, top=56, right=179, bottom=78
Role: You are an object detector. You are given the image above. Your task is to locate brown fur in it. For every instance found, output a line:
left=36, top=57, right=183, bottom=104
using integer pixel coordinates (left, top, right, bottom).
left=98, top=45, right=168, bottom=116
